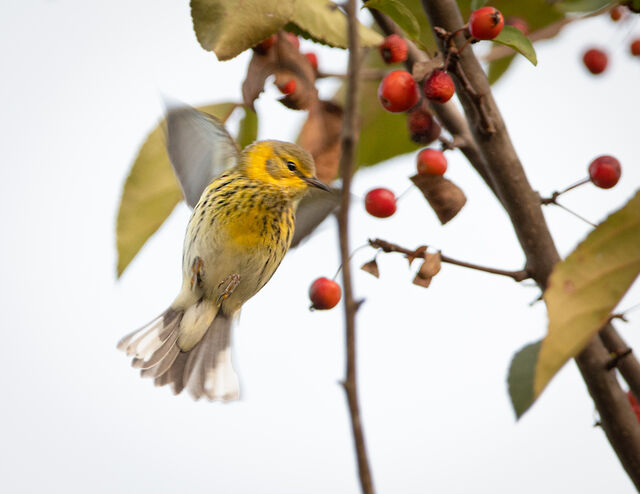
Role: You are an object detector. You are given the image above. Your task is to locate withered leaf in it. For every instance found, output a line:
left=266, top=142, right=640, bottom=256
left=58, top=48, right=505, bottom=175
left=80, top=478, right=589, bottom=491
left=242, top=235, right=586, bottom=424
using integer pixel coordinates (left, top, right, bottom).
left=410, top=174, right=467, bottom=225
left=412, top=54, right=444, bottom=81
left=407, top=245, right=427, bottom=267
left=297, top=99, right=343, bottom=183
left=413, top=252, right=442, bottom=288
left=242, top=32, right=318, bottom=111
left=361, top=258, right=380, bottom=278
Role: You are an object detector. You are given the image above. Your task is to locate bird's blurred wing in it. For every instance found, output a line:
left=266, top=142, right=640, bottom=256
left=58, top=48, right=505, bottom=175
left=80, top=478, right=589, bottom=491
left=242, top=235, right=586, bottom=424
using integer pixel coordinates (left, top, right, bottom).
left=291, top=187, right=342, bottom=248
left=165, top=102, right=240, bottom=209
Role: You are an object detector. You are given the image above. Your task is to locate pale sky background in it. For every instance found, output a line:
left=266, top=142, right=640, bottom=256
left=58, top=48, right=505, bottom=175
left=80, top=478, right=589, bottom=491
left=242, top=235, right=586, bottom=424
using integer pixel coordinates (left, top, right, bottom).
left=1, top=1, right=639, bottom=493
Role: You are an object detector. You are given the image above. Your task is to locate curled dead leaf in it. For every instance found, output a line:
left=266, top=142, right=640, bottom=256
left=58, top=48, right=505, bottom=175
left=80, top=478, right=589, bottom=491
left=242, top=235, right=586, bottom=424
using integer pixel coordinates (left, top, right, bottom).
left=413, top=252, right=441, bottom=288
left=407, top=245, right=427, bottom=267
left=361, top=258, right=380, bottom=278
left=297, top=99, right=343, bottom=183
left=242, top=31, right=318, bottom=111
left=410, top=174, right=467, bottom=225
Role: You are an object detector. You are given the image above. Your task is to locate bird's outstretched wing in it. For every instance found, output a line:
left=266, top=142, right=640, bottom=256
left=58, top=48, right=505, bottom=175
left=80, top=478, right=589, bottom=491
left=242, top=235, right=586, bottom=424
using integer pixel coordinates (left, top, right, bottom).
left=164, top=100, right=240, bottom=209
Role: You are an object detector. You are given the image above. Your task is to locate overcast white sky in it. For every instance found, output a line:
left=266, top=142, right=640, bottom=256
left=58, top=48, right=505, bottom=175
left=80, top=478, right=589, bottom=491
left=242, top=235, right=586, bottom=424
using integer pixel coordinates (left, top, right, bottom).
left=1, top=1, right=639, bottom=493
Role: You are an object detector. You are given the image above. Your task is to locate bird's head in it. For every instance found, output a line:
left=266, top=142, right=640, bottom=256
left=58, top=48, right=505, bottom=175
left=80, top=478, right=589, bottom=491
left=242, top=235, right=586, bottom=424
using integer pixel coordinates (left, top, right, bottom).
left=240, top=140, right=329, bottom=198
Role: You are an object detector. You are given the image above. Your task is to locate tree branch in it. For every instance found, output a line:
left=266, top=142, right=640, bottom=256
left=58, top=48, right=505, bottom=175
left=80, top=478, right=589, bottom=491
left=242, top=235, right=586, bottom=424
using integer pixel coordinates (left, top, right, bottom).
left=600, top=324, right=640, bottom=402
left=369, top=238, right=530, bottom=281
left=420, top=0, right=640, bottom=486
left=338, top=2, right=375, bottom=493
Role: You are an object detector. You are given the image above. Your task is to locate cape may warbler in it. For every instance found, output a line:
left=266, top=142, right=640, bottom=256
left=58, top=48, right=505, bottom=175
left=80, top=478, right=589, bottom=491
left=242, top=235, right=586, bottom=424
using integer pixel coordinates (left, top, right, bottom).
left=118, top=107, right=329, bottom=401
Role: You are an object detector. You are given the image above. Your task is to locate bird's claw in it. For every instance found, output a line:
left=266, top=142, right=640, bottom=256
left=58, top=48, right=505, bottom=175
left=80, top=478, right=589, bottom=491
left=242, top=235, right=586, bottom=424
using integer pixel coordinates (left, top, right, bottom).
left=217, top=274, right=241, bottom=304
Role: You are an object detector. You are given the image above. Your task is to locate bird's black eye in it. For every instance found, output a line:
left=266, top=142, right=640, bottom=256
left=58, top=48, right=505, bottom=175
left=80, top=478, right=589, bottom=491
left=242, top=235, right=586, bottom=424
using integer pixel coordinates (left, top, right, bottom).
left=286, top=161, right=297, bottom=172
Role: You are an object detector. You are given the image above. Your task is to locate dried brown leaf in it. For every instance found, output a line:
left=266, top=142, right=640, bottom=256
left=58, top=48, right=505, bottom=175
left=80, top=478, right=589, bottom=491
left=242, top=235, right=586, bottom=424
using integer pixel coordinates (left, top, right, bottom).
left=360, top=259, right=380, bottom=278
left=410, top=174, right=467, bottom=225
left=242, top=32, right=318, bottom=111
left=413, top=252, right=441, bottom=288
left=297, top=100, right=343, bottom=183
left=407, top=245, right=427, bottom=267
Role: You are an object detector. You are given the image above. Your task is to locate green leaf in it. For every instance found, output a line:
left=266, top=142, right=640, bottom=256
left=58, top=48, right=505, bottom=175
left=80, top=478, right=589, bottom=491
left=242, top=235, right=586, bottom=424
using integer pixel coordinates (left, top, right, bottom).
left=491, top=25, right=537, bottom=65
left=487, top=54, right=515, bottom=85
left=365, top=0, right=422, bottom=43
left=553, top=0, right=612, bottom=13
left=236, top=107, right=258, bottom=149
left=507, top=191, right=640, bottom=417
left=190, top=0, right=294, bottom=60
left=291, top=0, right=383, bottom=48
left=470, top=0, right=489, bottom=10
left=508, top=341, right=541, bottom=419
left=116, top=103, right=236, bottom=277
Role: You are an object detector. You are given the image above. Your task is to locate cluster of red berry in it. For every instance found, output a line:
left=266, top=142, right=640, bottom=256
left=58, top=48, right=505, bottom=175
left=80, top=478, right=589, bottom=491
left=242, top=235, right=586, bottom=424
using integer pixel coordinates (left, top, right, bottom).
left=582, top=4, right=640, bottom=75
left=254, top=33, right=320, bottom=94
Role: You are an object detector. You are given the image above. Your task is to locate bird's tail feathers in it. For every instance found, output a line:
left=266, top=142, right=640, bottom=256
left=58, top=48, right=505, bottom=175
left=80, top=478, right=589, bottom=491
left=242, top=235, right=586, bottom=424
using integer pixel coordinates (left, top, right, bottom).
left=118, top=308, right=239, bottom=401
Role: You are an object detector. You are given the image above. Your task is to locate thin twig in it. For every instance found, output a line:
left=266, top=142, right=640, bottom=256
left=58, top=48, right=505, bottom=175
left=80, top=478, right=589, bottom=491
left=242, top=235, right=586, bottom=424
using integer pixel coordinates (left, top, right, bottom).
left=369, top=238, right=530, bottom=281
left=553, top=201, right=597, bottom=228
left=338, top=1, right=375, bottom=493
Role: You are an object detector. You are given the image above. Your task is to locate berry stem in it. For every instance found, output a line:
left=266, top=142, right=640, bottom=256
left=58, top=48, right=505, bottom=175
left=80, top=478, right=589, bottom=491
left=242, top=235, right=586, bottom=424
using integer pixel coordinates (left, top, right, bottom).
left=332, top=244, right=370, bottom=281
left=553, top=201, right=597, bottom=228
left=369, top=238, right=530, bottom=281
left=540, top=177, right=590, bottom=204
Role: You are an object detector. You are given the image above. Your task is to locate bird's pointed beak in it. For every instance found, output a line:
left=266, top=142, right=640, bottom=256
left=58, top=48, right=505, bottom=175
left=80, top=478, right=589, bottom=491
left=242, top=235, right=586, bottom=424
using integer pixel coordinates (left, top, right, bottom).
left=303, top=176, right=330, bottom=192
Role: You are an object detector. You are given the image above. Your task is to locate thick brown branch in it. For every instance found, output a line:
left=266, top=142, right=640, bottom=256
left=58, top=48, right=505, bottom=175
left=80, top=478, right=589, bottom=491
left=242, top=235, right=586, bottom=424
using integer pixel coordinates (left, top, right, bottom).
left=420, top=0, right=640, bottom=485
left=338, top=2, right=375, bottom=494
left=369, top=238, right=530, bottom=281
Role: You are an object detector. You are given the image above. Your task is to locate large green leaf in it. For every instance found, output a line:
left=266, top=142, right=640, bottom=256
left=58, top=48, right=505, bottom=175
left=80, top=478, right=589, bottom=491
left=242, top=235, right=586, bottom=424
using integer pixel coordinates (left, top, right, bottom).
left=508, top=191, right=640, bottom=418
left=487, top=54, right=515, bottom=85
left=190, top=0, right=294, bottom=61
left=491, top=26, right=537, bottom=65
left=290, top=0, right=382, bottom=48
left=365, top=0, right=422, bottom=44
left=116, top=103, right=236, bottom=277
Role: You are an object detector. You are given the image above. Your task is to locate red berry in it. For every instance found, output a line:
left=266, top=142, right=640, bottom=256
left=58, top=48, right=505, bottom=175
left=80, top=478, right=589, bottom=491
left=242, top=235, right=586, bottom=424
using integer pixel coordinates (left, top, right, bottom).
left=631, top=39, right=640, bottom=56
left=365, top=188, right=397, bottom=218
left=417, top=149, right=448, bottom=176
left=378, top=70, right=420, bottom=113
left=309, top=277, right=341, bottom=310
left=610, top=5, right=626, bottom=21
left=589, top=155, right=621, bottom=189
left=583, top=48, right=608, bottom=74
left=423, top=70, right=455, bottom=103
left=379, top=34, right=408, bottom=64
left=277, top=79, right=297, bottom=95
left=407, top=106, right=441, bottom=144
left=253, top=34, right=277, bottom=55
left=284, top=32, right=300, bottom=50
left=304, top=52, right=318, bottom=70
left=469, top=7, right=504, bottom=40
left=506, top=16, right=529, bottom=35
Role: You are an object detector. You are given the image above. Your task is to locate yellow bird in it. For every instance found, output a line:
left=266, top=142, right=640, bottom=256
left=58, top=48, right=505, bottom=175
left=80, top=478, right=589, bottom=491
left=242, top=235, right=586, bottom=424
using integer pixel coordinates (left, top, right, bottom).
left=118, top=104, right=331, bottom=401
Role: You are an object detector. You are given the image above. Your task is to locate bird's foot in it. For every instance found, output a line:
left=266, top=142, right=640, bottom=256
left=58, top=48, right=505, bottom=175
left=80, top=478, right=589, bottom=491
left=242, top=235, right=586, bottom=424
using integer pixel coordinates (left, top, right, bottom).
left=217, top=274, right=241, bottom=304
